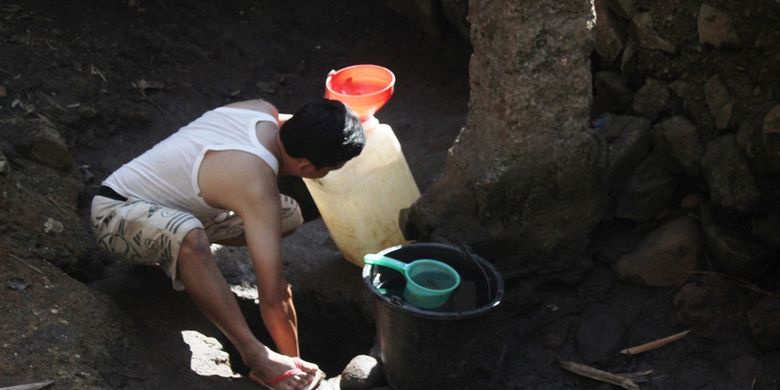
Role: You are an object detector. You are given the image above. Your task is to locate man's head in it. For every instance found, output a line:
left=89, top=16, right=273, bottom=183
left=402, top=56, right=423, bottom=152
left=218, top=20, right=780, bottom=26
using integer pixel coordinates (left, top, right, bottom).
left=279, top=98, right=364, bottom=177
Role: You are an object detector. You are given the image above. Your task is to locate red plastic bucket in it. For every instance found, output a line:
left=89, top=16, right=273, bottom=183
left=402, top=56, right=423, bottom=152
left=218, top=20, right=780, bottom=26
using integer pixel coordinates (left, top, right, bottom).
left=325, top=64, right=395, bottom=122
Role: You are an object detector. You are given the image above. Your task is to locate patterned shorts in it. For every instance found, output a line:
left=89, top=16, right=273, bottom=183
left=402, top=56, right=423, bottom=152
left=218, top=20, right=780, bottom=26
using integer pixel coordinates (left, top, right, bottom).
left=90, top=193, right=303, bottom=290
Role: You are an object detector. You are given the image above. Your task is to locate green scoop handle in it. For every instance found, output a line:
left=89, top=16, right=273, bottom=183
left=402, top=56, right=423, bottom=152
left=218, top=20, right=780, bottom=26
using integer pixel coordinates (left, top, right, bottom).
left=363, top=253, right=410, bottom=276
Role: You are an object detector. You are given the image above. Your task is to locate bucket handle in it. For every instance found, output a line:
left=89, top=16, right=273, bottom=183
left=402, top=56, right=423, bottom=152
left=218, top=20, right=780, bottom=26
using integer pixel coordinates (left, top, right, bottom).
left=364, top=254, right=409, bottom=276
left=460, top=243, right=493, bottom=302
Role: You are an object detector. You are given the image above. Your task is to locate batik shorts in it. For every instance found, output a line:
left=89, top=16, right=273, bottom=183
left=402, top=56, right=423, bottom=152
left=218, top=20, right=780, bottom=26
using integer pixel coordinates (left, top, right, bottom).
left=90, top=193, right=303, bottom=290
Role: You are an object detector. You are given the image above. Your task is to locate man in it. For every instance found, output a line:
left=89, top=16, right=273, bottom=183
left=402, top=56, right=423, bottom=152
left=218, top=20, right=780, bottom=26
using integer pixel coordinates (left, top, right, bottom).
left=91, top=98, right=364, bottom=390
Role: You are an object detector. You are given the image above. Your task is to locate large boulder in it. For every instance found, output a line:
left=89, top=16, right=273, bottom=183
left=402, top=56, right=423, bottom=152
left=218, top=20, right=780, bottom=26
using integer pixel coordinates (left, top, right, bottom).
left=410, top=0, right=606, bottom=274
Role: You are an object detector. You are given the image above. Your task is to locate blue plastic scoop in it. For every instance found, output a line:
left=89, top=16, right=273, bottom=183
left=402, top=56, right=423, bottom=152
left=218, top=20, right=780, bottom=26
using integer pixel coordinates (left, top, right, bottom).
left=364, top=253, right=461, bottom=309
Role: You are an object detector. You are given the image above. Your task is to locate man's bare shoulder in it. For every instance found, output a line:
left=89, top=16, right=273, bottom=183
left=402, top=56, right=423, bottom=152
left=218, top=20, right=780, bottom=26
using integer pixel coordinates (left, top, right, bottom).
left=224, top=99, right=279, bottom=117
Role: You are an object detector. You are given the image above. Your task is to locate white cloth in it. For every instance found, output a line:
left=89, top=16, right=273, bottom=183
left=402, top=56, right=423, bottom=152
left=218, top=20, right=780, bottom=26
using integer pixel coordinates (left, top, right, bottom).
left=104, top=107, right=279, bottom=220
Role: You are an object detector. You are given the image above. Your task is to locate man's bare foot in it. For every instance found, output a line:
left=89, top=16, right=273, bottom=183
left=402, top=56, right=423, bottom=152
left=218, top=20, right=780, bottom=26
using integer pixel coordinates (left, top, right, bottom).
left=245, top=350, right=323, bottom=390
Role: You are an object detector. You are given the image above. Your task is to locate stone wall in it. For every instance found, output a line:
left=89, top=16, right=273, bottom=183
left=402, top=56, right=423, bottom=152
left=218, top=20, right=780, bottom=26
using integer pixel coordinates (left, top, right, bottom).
left=590, top=0, right=780, bottom=293
left=409, top=0, right=780, bottom=297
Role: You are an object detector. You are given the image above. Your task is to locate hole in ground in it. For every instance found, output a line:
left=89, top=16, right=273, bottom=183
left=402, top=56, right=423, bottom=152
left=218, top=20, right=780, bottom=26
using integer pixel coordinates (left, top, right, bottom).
left=217, top=281, right=376, bottom=377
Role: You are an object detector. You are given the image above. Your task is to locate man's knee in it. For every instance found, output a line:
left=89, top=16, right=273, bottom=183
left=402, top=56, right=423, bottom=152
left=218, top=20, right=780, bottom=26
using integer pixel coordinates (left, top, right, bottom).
left=178, top=229, right=212, bottom=262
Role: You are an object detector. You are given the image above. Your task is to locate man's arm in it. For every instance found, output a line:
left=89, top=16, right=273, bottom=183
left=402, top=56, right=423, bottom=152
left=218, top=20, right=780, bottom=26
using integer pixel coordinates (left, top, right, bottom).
left=198, top=150, right=301, bottom=357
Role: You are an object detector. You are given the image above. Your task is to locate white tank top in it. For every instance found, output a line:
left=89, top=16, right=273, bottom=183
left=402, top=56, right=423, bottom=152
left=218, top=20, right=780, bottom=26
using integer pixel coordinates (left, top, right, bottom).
left=103, top=107, right=279, bottom=220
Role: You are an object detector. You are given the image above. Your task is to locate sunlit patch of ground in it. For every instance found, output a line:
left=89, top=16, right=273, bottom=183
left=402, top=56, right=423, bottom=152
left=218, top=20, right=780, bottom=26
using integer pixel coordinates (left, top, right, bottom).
left=181, top=330, right=239, bottom=378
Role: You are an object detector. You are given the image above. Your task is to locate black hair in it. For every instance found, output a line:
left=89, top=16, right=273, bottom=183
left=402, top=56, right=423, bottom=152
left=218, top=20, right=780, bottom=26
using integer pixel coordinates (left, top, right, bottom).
left=279, top=98, right=364, bottom=169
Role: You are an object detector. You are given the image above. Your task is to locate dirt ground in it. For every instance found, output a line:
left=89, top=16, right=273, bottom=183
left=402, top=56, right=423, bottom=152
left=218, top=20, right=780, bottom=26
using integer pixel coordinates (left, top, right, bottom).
left=2, top=1, right=780, bottom=389
left=1, top=0, right=469, bottom=388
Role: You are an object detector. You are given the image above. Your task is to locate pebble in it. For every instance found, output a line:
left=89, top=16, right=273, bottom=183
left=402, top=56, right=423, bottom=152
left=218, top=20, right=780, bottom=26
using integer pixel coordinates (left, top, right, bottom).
left=340, top=354, right=384, bottom=390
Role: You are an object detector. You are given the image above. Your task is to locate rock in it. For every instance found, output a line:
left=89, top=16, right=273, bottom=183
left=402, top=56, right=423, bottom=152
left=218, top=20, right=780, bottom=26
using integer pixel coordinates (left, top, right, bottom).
left=697, top=4, right=740, bottom=48
left=180, top=330, right=233, bottom=377
left=700, top=203, right=776, bottom=279
left=117, top=108, right=151, bottom=126
left=668, top=80, right=717, bottom=137
left=631, top=78, right=669, bottom=122
left=620, top=38, right=638, bottom=81
left=575, top=305, right=626, bottom=363
left=704, top=74, right=733, bottom=130
left=542, top=317, right=576, bottom=348
left=736, top=120, right=756, bottom=158
left=340, top=354, right=384, bottom=390
left=578, top=265, right=616, bottom=301
left=631, top=12, right=676, bottom=54
left=0, top=151, right=8, bottom=174
left=680, top=192, right=705, bottom=210
left=78, top=105, right=98, bottom=120
left=43, top=217, right=65, bottom=234
left=589, top=218, right=644, bottom=264
left=318, top=376, right=340, bottom=390
left=751, top=213, right=780, bottom=250
left=748, top=296, right=780, bottom=350
left=653, top=115, right=704, bottom=176
left=614, top=154, right=676, bottom=222
left=0, top=117, right=76, bottom=171
left=761, top=103, right=780, bottom=172
left=602, top=115, right=654, bottom=193
left=613, top=216, right=699, bottom=287
left=594, top=71, right=634, bottom=113
left=701, top=135, right=761, bottom=212
left=606, top=0, right=635, bottom=18
left=0, top=85, right=6, bottom=98
left=24, top=119, right=76, bottom=172
left=594, top=0, right=625, bottom=64
left=441, top=0, right=470, bottom=40
left=673, top=274, right=755, bottom=341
